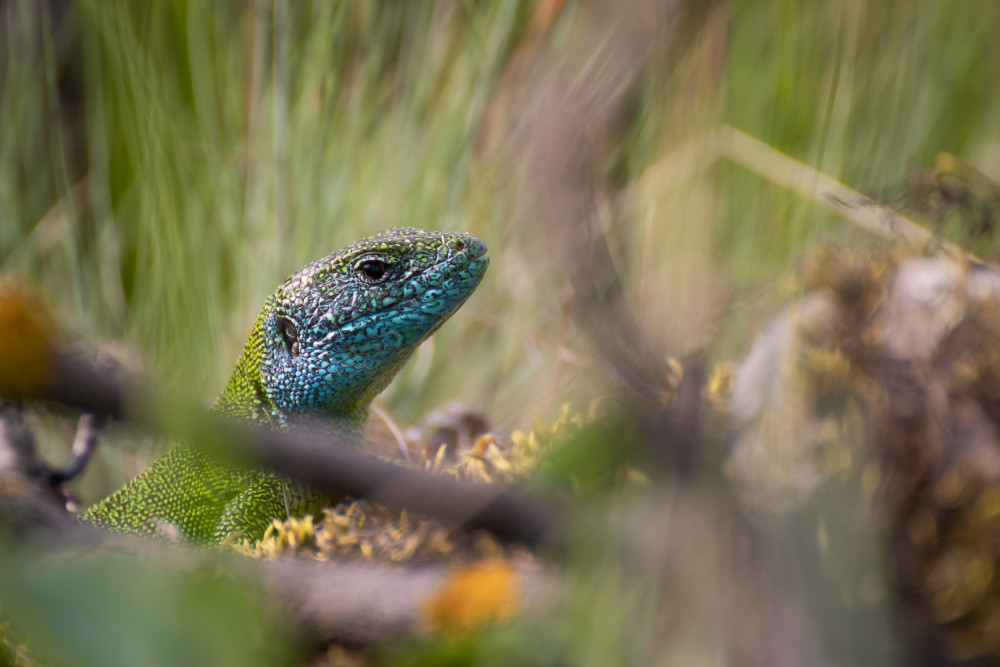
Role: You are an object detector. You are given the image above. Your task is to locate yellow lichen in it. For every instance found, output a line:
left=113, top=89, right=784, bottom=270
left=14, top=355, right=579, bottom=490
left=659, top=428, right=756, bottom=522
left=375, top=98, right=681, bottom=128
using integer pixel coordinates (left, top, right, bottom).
left=422, top=559, right=522, bottom=636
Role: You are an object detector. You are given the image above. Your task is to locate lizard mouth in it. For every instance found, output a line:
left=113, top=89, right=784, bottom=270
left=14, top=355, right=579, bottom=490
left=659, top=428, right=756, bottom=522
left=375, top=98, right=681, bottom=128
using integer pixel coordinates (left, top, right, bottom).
left=322, top=236, right=489, bottom=345
left=373, top=244, right=489, bottom=323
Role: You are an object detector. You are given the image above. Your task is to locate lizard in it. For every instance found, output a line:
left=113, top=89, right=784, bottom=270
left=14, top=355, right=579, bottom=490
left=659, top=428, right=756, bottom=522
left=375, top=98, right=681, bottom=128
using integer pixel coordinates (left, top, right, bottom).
left=80, top=227, right=489, bottom=544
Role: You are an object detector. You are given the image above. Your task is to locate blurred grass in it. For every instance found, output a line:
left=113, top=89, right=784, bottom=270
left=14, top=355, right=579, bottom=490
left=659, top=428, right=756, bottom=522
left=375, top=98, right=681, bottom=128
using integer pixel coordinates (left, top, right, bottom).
left=2, top=0, right=1000, bottom=503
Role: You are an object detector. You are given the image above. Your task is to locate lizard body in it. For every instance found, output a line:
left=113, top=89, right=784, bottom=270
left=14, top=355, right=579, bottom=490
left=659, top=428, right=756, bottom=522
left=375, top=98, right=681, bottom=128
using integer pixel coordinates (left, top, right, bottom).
left=80, top=227, right=488, bottom=543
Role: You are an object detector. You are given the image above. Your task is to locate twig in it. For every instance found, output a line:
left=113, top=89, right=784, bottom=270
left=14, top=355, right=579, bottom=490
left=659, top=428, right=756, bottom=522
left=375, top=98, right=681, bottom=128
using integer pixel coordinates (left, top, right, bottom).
left=632, top=125, right=986, bottom=266
left=370, top=403, right=411, bottom=462
left=47, top=413, right=103, bottom=486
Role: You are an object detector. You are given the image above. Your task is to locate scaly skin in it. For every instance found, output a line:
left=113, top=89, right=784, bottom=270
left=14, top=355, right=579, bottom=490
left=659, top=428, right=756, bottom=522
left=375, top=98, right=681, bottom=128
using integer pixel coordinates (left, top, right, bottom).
left=80, top=228, right=489, bottom=544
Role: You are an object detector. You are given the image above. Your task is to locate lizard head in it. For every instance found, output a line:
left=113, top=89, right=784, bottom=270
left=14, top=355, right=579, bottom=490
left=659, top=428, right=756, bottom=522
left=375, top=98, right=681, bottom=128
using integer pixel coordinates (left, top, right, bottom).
left=218, top=227, right=489, bottom=425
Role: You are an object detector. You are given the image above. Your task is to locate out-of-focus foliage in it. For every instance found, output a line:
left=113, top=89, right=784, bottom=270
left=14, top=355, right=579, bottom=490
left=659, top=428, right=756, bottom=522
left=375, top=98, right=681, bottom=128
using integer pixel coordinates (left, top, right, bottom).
left=0, top=550, right=294, bottom=667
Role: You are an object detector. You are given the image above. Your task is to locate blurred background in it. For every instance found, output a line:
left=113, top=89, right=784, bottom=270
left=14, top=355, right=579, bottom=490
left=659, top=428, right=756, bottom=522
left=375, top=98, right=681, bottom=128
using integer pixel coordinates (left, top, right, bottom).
left=3, top=1, right=1000, bottom=664
left=4, top=0, right=996, bottom=504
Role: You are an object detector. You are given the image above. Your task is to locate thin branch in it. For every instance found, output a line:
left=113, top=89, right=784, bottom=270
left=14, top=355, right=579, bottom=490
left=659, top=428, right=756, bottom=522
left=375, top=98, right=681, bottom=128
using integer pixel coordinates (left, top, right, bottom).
left=632, top=125, right=986, bottom=266
left=47, top=413, right=103, bottom=485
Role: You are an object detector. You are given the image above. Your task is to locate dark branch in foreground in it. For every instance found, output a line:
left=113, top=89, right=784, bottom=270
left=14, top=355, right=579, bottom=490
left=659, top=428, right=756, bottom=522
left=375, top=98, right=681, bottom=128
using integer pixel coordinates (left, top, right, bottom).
left=41, top=351, right=569, bottom=549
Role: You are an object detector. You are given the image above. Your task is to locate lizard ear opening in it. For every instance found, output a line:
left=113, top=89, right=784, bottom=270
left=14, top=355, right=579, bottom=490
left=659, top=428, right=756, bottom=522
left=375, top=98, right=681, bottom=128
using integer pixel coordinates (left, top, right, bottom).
left=277, top=316, right=301, bottom=356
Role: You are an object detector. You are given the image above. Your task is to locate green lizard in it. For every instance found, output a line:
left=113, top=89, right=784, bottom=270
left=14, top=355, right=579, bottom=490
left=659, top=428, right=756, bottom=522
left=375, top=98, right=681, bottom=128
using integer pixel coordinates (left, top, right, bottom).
left=80, top=227, right=488, bottom=544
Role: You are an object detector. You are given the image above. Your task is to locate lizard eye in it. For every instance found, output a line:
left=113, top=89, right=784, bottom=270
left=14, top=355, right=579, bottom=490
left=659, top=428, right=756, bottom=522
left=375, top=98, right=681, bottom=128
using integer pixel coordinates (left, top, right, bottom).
left=277, top=316, right=301, bottom=356
left=356, top=259, right=388, bottom=283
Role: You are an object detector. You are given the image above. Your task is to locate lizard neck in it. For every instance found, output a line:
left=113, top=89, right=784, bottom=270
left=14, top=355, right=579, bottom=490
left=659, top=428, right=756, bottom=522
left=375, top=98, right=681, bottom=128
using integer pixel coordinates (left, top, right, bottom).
left=212, top=322, right=369, bottom=432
